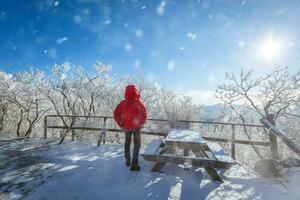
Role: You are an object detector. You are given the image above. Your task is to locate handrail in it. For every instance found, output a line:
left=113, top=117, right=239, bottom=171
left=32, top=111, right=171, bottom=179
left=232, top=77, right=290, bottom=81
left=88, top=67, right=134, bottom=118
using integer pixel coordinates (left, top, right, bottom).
left=45, top=115, right=265, bottom=128
left=43, top=114, right=300, bottom=160
left=260, top=118, right=300, bottom=157
left=45, top=125, right=270, bottom=146
left=44, top=114, right=270, bottom=156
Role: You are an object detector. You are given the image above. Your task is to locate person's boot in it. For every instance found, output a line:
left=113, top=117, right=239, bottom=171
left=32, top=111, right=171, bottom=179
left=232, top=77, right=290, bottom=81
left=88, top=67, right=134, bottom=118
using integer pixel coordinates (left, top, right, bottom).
left=125, top=156, right=131, bottom=167
left=130, top=158, right=141, bottom=171
left=130, top=165, right=141, bottom=171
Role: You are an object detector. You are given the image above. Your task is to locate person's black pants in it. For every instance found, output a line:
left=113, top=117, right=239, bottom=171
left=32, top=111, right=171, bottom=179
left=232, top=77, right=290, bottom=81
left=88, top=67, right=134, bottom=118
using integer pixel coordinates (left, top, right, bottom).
left=124, top=129, right=141, bottom=166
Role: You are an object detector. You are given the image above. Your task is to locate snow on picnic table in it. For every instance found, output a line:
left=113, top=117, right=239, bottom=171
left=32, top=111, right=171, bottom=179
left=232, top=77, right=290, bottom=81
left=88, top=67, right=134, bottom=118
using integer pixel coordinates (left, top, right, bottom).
left=0, top=137, right=300, bottom=200
left=166, top=129, right=206, bottom=144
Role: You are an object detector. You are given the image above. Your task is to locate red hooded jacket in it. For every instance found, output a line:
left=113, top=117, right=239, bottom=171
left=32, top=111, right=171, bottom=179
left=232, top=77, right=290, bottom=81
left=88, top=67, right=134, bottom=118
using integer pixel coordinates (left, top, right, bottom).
left=114, top=85, right=147, bottom=131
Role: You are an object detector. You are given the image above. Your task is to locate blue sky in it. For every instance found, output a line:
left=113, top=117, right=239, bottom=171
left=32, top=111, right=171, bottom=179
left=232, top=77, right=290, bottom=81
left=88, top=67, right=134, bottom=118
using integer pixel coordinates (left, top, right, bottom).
left=0, top=0, right=299, bottom=93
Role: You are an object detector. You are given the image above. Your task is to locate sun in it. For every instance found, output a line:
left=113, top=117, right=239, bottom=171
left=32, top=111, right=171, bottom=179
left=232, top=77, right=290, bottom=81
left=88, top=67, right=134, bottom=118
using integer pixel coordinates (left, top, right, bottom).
left=257, top=35, right=282, bottom=62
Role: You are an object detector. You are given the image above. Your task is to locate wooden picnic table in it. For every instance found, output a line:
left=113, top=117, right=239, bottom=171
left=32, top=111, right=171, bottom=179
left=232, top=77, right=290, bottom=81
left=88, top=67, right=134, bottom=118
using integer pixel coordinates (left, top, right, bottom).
left=141, top=129, right=236, bottom=182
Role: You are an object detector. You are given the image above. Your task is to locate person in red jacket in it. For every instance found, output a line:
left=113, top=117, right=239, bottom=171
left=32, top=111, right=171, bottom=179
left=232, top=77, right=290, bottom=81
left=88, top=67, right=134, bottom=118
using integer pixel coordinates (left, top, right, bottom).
left=114, top=85, right=147, bottom=171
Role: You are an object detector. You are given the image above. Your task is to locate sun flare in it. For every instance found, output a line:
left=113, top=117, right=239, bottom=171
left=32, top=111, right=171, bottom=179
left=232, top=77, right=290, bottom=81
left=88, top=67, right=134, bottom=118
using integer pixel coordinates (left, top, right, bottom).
left=257, top=35, right=283, bottom=62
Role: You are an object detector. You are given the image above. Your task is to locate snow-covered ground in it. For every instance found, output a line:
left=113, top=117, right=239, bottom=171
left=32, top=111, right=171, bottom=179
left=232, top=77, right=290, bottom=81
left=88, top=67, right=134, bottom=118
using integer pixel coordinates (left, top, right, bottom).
left=0, top=138, right=300, bottom=200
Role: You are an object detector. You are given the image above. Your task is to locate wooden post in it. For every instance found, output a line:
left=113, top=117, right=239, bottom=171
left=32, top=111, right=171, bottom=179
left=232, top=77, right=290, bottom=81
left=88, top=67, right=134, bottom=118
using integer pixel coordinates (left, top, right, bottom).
left=71, top=130, right=75, bottom=141
left=43, top=116, right=47, bottom=139
left=97, top=117, right=107, bottom=147
left=267, top=114, right=279, bottom=160
left=260, top=118, right=300, bottom=157
left=231, top=125, right=235, bottom=160
left=71, top=117, right=76, bottom=142
left=183, top=149, right=189, bottom=170
left=103, top=117, right=107, bottom=144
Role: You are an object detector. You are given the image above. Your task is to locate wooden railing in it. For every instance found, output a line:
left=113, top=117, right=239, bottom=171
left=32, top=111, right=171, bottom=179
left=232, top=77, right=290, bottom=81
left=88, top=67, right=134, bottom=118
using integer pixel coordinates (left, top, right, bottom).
left=44, top=115, right=273, bottom=159
left=260, top=118, right=300, bottom=157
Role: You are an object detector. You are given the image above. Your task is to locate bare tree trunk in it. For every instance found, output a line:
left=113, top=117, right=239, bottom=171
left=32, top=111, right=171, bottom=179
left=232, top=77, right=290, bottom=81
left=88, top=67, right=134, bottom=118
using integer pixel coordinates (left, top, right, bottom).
left=267, top=114, right=279, bottom=160
left=71, top=129, right=76, bottom=141
left=0, top=105, right=7, bottom=134
left=16, top=110, right=23, bottom=138
left=59, top=118, right=75, bottom=144
left=59, top=129, right=69, bottom=144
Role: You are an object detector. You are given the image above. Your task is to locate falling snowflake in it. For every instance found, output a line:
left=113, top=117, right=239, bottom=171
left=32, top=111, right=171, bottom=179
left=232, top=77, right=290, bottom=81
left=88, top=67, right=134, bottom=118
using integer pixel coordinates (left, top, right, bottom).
left=167, top=61, right=175, bottom=71
left=135, top=30, right=143, bottom=37
left=124, top=22, right=129, bottom=28
left=54, top=1, right=59, bottom=7
left=56, top=37, right=68, bottom=44
left=73, top=15, right=82, bottom=24
left=156, top=1, right=166, bottom=16
left=238, top=41, right=245, bottom=48
left=134, top=59, right=141, bottom=69
left=82, top=8, right=90, bottom=15
left=187, top=32, right=197, bottom=40
left=125, top=43, right=132, bottom=51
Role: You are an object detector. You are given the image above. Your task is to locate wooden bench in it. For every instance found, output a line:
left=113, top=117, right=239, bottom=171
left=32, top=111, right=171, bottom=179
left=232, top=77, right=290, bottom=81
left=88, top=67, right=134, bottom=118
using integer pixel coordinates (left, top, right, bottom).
left=142, top=142, right=235, bottom=169
left=142, top=139, right=163, bottom=156
left=206, top=143, right=235, bottom=164
left=143, top=153, right=235, bottom=169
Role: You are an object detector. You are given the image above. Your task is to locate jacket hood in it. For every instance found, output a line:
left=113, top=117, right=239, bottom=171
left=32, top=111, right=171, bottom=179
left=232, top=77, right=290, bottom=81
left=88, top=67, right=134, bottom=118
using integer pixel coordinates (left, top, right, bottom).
left=125, top=85, right=140, bottom=100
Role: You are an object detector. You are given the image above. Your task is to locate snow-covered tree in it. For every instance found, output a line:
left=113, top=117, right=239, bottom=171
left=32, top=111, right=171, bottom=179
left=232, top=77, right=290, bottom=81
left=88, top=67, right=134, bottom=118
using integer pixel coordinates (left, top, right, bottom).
left=216, top=67, right=300, bottom=161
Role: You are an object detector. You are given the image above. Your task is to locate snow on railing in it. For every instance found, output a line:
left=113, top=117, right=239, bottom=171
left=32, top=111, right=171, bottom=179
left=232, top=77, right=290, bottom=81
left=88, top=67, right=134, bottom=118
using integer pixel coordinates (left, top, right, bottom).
left=44, top=115, right=270, bottom=160
left=260, top=118, right=300, bottom=157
